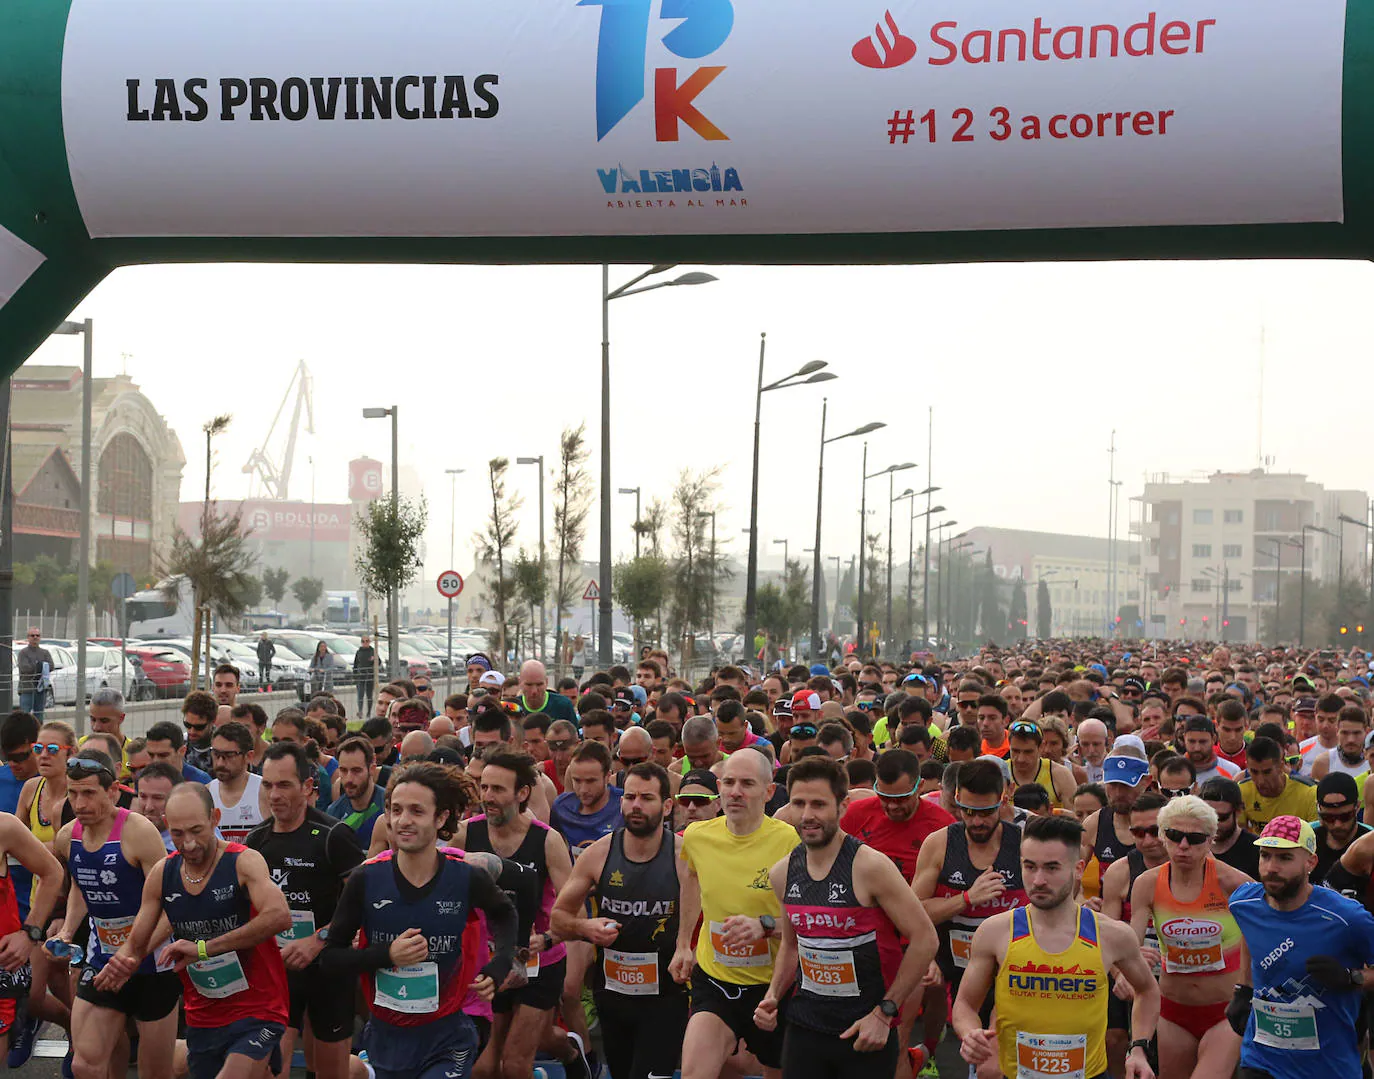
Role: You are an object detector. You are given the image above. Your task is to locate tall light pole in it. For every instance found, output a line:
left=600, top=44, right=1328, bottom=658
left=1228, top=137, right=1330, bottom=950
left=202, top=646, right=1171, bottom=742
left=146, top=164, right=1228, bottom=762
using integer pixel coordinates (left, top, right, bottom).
left=891, top=487, right=914, bottom=652
left=443, top=467, right=464, bottom=679
left=362, top=406, right=399, bottom=678
left=931, top=520, right=957, bottom=643
left=950, top=540, right=975, bottom=650
left=810, top=403, right=885, bottom=660
left=773, top=537, right=790, bottom=570
left=922, top=405, right=936, bottom=647
left=1298, top=524, right=1336, bottom=648
left=517, top=456, right=546, bottom=663
left=1259, top=537, right=1284, bottom=646
left=860, top=458, right=916, bottom=657
left=697, top=511, right=717, bottom=644
left=601, top=265, right=717, bottom=667
left=52, top=320, right=92, bottom=723
left=618, top=487, right=642, bottom=558
left=743, top=333, right=835, bottom=666
left=905, top=498, right=945, bottom=652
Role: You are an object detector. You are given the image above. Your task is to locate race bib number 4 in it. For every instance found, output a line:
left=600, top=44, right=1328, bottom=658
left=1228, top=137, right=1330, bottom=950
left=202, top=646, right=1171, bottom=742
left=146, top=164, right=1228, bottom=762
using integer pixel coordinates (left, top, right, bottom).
left=374, top=962, right=439, bottom=1014
left=1016, top=1032, right=1087, bottom=1079
left=1253, top=999, right=1320, bottom=1052
left=187, top=952, right=249, bottom=999
left=708, top=921, right=770, bottom=968
left=798, top=946, right=859, bottom=998
left=604, top=949, right=659, bottom=996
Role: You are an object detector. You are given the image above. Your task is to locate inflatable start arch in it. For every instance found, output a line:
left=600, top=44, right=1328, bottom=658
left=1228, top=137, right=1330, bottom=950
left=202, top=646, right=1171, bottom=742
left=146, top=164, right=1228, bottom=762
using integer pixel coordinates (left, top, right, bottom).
left=0, top=0, right=1363, bottom=372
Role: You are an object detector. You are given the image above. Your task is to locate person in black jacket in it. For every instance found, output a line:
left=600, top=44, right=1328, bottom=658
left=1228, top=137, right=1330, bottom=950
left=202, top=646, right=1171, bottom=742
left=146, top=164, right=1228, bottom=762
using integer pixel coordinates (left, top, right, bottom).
left=255, top=632, right=276, bottom=687
left=353, top=635, right=377, bottom=718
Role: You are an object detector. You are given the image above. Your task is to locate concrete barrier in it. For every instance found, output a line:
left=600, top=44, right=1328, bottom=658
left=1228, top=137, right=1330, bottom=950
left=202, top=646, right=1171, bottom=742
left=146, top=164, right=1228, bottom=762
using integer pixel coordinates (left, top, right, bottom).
left=42, top=689, right=305, bottom=739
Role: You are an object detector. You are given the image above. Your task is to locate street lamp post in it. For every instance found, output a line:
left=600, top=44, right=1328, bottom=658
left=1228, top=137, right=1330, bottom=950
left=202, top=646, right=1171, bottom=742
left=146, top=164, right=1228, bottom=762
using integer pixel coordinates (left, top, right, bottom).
left=443, top=467, right=464, bottom=681
left=517, top=456, right=546, bottom=663
left=891, top=487, right=914, bottom=653
left=601, top=265, right=717, bottom=667
left=743, top=335, right=835, bottom=667
left=362, top=405, right=399, bottom=678
left=810, top=403, right=885, bottom=660
left=618, top=487, right=642, bottom=558
left=905, top=497, right=944, bottom=651
left=860, top=458, right=916, bottom=657
left=1298, top=524, right=1336, bottom=648
left=773, top=538, right=789, bottom=569
left=931, top=521, right=957, bottom=643
left=950, top=540, right=975, bottom=650
left=53, top=320, right=92, bottom=723
left=698, top=511, right=717, bottom=643
left=1260, top=537, right=1284, bottom=646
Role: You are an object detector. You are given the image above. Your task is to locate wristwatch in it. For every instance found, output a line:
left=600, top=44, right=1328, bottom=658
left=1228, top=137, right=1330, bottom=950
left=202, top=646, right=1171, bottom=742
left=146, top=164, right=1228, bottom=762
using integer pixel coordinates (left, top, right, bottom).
left=21, top=925, right=42, bottom=944
left=541, top=932, right=554, bottom=952
left=315, top=927, right=330, bottom=943
left=878, top=999, right=899, bottom=1019
left=758, top=914, right=777, bottom=936
left=1129, top=1038, right=1151, bottom=1055
left=1353, top=968, right=1366, bottom=989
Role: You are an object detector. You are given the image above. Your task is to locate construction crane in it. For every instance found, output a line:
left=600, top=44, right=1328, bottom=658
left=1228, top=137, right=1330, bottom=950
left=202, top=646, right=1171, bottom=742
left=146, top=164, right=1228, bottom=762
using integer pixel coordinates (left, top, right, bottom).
left=242, top=359, right=314, bottom=500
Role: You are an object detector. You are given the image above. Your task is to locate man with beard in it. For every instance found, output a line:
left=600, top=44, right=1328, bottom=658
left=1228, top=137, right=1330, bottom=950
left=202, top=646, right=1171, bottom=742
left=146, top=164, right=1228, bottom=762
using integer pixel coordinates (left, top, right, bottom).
left=1201, top=777, right=1261, bottom=880
left=180, top=691, right=219, bottom=775
left=753, top=756, right=939, bottom=1079
left=1227, top=816, right=1374, bottom=1079
left=840, top=749, right=952, bottom=1075
left=551, top=762, right=685, bottom=1079
left=51, top=750, right=180, bottom=1079
left=954, top=814, right=1160, bottom=1079
left=323, top=762, right=519, bottom=1079
left=1309, top=772, right=1370, bottom=886
left=205, top=721, right=267, bottom=843
left=1078, top=747, right=1155, bottom=904
left=1309, top=704, right=1371, bottom=784
left=327, top=736, right=386, bottom=845
left=106, top=783, right=292, bottom=1079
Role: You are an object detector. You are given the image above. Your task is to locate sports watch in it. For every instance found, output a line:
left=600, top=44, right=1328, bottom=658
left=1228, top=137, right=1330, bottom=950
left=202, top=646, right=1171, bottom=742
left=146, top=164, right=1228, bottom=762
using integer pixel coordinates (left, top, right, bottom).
left=315, top=927, right=330, bottom=943
left=21, top=925, right=42, bottom=944
left=878, top=999, right=899, bottom=1019
left=758, top=914, right=777, bottom=936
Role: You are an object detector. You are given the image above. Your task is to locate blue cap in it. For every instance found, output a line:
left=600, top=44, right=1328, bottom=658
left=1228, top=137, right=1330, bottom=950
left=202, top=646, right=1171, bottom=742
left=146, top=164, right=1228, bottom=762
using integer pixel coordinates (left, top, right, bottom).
left=810, top=664, right=830, bottom=676
left=1089, top=663, right=1110, bottom=678
left=629, top=684, right=647, bottom=706
left=1102, top=755, right=1150, bottom=787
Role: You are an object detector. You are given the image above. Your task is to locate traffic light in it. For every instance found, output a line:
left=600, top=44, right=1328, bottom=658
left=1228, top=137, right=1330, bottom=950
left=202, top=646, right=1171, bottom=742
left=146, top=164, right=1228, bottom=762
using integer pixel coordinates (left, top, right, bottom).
left=1202, top=615, right=1209, bottom=623
left=1359, top=624, right=1366, bottom=634
left=1179, top=617, right=1187, bottom=625
left=1223, top=619, right=1230, bottom=627
left=1341, top=625, right=1349, bottom=635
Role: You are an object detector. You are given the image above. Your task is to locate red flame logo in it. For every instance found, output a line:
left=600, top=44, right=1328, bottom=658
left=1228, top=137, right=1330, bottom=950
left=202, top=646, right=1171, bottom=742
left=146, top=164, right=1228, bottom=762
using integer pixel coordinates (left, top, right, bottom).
left=852, top=11, right=917, bottom=69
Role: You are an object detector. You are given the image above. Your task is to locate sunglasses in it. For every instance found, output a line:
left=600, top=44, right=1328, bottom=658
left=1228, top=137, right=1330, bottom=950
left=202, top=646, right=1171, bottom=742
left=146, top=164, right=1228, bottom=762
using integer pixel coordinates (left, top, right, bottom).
left=678, top=794, right=718, bottom=807
left=547, top=740, right=575, bottom=752
left=856, top=701, right=875, bottom=711
left=956, top=700, right=978, bottom=708
left=1164, top=827, right=1210, bottom=846
left=873, top=782, right=919, bottom=800
left=66, top=757, right=113, bottom=781
left=3, top=747, right=31, bottom=765
left=184, top=720, right=209, bottom=733
left=790, top=725, right=818, bottom=739
left=955, top=800, right=1001, bottom=818
left=32, top=743, right=64, bottom=756
left=1160, top=788, right=1190, bottom=799
left=618, top=755, right=649, bottom=767
left=1009, top=721, right=1040, bottom=737
left=1318, top=807, right=1358, bottom=823
left=1129, top=825, right=1160, bottom=839
left=211, top=748, right=244, bottom=759
left=1285, top=756, right=1303, bottom=768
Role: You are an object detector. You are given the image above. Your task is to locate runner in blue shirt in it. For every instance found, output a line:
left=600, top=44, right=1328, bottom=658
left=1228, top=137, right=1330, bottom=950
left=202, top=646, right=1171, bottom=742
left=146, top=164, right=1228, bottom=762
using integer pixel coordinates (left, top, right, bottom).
left=549, top=742, right=623, bottom=859
left=1228, top=815, right=1374, bottom=1079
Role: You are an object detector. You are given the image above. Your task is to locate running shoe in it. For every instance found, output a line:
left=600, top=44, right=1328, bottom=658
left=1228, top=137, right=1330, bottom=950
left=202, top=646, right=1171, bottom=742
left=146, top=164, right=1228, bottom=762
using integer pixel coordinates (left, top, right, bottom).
left=564, top=1031, right=595, bottom=1079
left=6, top=1004, right=38, bottom=1069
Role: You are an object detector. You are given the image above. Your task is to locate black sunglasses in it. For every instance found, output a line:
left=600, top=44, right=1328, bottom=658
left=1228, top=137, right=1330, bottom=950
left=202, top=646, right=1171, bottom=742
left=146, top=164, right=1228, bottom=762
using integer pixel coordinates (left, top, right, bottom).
left=66, top=757, right=113, bottom=781
left=1129, top=825, right=1159, bottom=839
left=1164, top=827, right=1209, bottom=846
left=677, top=795, right=718, bottom=807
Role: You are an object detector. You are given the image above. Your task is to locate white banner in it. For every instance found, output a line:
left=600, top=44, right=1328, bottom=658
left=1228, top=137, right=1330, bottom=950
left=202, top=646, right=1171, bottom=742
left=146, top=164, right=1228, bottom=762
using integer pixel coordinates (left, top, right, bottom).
left=61, top=0, right=1347, bottom=239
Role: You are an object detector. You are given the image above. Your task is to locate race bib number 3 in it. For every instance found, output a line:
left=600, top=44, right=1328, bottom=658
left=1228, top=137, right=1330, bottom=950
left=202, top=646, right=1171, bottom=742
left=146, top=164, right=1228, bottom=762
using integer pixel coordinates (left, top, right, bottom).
left=1016, top=1032, right=1087, bottom=1079
left=276, top=909, right=317, bottom=947
left=604, top=949, right=659, bottom=996
left=708, top=921, right=770, bottom=968
left=187, top=952, right=249, bottom=999
left=374, top=962, right=439, bottom=1014
left=1253, top=999, right=1320, bottom=1051
left=92, top=915, right=134, bottom=953
left=949, top=928, right=974, bottom=970
left=798, top=946, right=859, bottom=998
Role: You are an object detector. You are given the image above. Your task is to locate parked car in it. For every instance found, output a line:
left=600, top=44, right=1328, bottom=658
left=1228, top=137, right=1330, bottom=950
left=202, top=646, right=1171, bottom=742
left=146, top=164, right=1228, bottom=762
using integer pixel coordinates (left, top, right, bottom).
left=51, top=646, right=144, bottom=705
left=127, top=647, right=191, bottom=699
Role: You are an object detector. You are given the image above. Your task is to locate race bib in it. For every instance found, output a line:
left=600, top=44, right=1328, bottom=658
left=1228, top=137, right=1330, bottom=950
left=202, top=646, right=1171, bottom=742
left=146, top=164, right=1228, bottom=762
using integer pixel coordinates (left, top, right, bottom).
left=1016, top=1032, right=1087, bottom=1079
left=798, top=946, right=859, bottom=998
left=525, top=951, right=541, bottom=979
left=187, top=952, right=249, bottom=999
left=603, top=949, right=659, bottom=997
left=1162, top=936, right=1223, bottom=974
left=708, top=921, right=771, bottom=968
left=949, top=928, right=974, bottom=970
left=1253, top=999, right=1320, bottom=1051
left=374, top=962, right=439, bottom=1014
left=276, top=909, right=316, bottom=947
left=92, top=914, right=134, bottom=954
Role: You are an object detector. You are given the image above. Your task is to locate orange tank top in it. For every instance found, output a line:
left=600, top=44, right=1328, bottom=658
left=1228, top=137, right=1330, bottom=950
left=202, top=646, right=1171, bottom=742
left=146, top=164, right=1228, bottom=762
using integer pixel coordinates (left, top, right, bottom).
left=1151, top=858, right=1242, bottom=976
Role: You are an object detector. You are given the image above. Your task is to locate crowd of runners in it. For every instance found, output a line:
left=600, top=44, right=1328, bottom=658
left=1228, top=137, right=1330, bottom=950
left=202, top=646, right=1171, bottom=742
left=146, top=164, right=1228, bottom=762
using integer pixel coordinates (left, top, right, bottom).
left=0, top=635, right=1370, bottom=1079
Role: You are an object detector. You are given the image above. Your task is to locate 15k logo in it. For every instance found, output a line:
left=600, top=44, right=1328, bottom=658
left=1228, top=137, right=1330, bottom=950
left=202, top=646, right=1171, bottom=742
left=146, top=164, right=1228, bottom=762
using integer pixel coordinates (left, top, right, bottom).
left=578, top=0, right=733, bottom=141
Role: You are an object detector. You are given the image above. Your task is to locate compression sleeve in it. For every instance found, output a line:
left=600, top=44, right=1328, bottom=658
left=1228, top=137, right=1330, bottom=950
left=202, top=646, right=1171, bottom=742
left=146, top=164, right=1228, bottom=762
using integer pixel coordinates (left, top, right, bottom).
left=469, top=865, right=518, bottom=987
left=319, top=869, right=393, bottom=974
left=327, top=819, right=365, bottom=877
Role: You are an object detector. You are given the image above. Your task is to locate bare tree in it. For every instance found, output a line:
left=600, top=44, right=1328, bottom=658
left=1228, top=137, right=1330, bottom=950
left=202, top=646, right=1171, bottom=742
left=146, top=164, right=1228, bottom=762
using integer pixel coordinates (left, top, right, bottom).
left=474, top=458, right=521, bottom=659
left=551, top=425, right=591, bottom=665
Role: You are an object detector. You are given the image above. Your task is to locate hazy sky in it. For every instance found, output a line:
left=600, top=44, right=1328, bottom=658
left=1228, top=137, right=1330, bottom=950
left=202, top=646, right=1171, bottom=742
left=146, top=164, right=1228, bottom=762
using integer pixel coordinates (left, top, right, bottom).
left=22, top=256, right=1374, bottom=584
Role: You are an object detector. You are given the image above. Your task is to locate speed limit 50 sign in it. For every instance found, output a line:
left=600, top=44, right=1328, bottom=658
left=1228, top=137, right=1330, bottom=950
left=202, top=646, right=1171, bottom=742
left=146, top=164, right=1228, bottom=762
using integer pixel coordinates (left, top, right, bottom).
left=437, top=570, right=464, bottom=598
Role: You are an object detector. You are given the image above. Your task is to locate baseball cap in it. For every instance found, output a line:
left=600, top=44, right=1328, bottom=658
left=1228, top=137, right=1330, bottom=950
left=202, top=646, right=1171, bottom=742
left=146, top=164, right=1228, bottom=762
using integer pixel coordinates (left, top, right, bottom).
left=479, top=670, right=506, bottom=689
left=771, top=698, right=793, bottom=719
left=628, top=684, right=648, bottom=706
left=1113, top=734, right=1147, bottom=755
left=1294, top=696, right=1318, bottom=713
left=1101, top=754, right=1150, bottom=787
left=680, top=769, right=719, bottom=797
left=1122, top=675, right=1147, bottom=695
left=1317, top=771, right=1360, bottom=809
left=1256, top=816, right=1317, bottom=854
left=809, top=664, right=830, bottom=677
left=791, top=690, right=821, bottom=713
left=611, top=687, right=636, bottom=709
left=426, top=747, right=464, bottom=767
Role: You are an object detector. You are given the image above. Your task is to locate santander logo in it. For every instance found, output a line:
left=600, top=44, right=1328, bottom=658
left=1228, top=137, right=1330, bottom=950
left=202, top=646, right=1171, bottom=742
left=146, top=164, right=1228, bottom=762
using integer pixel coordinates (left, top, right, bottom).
left=852, top=10, right=918, bottom=68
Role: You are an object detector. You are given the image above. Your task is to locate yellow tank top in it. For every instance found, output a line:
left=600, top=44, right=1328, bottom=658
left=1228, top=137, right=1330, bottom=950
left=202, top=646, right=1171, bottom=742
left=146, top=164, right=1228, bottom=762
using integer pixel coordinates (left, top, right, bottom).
left=1026, top=758, right=1062, bottom=808
left=680, top=814, right=797, bottom=985
left=28, top=777, right=57, bottom=906
left=996, top=905, right=1109, bottom=1079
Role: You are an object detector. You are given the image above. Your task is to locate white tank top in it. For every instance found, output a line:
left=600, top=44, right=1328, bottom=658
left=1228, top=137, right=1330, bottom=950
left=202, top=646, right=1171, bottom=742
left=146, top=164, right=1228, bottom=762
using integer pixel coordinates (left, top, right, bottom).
left=1325, top=745, right=1371, bottom=781
left=207, top=773, right=264, bottom=842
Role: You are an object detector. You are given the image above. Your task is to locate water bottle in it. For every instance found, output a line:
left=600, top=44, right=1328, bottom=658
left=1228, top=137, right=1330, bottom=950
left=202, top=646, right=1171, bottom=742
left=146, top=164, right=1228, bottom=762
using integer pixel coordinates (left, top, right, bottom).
left=44, top=940, right=84, bottom=965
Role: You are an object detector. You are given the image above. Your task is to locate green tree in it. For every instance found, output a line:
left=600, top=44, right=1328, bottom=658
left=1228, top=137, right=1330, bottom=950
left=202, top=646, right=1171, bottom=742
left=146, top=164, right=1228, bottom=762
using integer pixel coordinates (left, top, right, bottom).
left=668, top=468, right=724, bottom=653
left=474, top=458, right=520, bottom=658
left=1009, top=577, right=1028, bottom=640
left=355, top=494, right=428, bottom=676
left=756, top=558, right=811, bottom=658
left=512, top=548, right=548, bottom=658
left=236, top=573, right=263, bottom=611
left=551, top=425, right=591, bottom=658
left=164, top=505, right=257, bottom=680
left=291, top=576, right=324, bottom=616
left=637, top=498, right=667, bottom=557
left=1036, top=579, right=1052, bottom=638
left=614, top=555, right=671, bottom=647
left=262, top=567, right=290, bottom=608
left=29, top=554, right=67, bottom=611
left=862, top=532, right=883, bottom=656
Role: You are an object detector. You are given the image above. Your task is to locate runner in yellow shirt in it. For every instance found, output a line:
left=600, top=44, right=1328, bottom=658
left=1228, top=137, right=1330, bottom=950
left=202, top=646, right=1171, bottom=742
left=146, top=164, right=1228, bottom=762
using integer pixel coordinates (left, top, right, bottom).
left=1237, top=736, right=1318, bottom=828
left=671, top=749, right=797, bottom=1079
